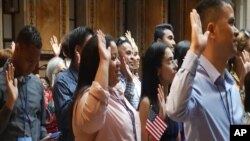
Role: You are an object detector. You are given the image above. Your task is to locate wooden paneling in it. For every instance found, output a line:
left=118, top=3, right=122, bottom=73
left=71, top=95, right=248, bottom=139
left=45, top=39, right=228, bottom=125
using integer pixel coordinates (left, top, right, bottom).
left=85, top=0, right=123, bottom=37
left=144, top=0, right=167, bottom=50
left=169, top=0, right=199, bottom=42
left=25, top=0, right=69, bottom=51
left=126, top=0, right=168, bottom=54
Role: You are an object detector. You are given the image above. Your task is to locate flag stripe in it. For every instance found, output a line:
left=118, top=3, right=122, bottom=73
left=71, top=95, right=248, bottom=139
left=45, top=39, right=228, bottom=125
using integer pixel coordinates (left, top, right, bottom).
left=154, top=120, right=165, bottom=133
left=146, top=122, right=161, bottom=141
left=155, top=118, right=167, bottom=131
left=145, top=108, right=168, bottom=141
left=146, top=125, right=160, bottom=141
left=147, top=120, right=162, bottom=138
left=156, top=116, right=168, bottom=128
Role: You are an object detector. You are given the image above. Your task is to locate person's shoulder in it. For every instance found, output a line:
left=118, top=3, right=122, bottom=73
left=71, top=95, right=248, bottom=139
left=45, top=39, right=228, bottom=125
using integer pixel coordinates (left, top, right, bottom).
left=29, top=74, right=41, bottom=81
left=29, top=74, right=43, bottom=87
left=139, top=96, right=150, bottom=108
left=55, top=69, right=71, bottom=82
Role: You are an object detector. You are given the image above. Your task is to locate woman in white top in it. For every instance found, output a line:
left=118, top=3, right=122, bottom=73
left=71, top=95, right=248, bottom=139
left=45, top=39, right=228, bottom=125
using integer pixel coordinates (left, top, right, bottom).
left=72, top=31, right=141, bottom=141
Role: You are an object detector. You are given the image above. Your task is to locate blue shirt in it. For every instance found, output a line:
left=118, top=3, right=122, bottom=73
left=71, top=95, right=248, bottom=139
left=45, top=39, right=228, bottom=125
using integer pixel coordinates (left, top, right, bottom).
left=0, top=60, right=47, bottom=141
left=115, top=73, right=139, bottom=109
left=53, top=63, right=78, bottom=141
left=167, top=51, right=244, bottom=141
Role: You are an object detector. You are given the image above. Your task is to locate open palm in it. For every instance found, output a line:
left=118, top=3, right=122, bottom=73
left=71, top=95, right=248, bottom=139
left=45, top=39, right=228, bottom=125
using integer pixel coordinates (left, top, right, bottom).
left=5, top=63, right=18, bottom=104
left=190, top=9, right=209, bottom=55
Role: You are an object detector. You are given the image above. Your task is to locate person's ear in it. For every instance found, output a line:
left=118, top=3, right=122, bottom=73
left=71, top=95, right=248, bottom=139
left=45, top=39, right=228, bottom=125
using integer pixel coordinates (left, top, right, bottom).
left=74, top=45, right=81, bottom=56
left=207, top=23, right=215, bottom=39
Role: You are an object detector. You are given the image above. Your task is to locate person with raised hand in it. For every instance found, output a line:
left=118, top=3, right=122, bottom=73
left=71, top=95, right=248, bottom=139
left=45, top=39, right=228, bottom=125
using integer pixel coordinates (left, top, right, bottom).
left=166, top=0, right=243, bottom=141
left=124, top=30, right=141, bottom=109
left=0, top=25, right=47, bottom=141
left=139, top=42, right=179, bottom=141
left=53, top=26, right=94, bottom=141
left=72, top=30, right=141, bottom=141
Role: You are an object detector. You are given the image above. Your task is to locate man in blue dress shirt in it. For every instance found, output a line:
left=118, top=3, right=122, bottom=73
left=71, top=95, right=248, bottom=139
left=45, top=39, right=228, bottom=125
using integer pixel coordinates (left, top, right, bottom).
left=166, top=0, right=244, bottom=141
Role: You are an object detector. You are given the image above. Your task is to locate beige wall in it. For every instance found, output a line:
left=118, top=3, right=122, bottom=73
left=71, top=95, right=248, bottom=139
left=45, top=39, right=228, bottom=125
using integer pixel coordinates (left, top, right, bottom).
left=247, top=0, right=250, bottom=29
left=235, top=0, right=250, bottom=30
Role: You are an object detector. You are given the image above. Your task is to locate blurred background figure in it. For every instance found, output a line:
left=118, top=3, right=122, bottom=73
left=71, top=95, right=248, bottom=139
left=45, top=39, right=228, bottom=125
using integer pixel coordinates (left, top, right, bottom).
left=174, top=40, right=190, bottom=69
left=0, top=48, right=13, bottom=67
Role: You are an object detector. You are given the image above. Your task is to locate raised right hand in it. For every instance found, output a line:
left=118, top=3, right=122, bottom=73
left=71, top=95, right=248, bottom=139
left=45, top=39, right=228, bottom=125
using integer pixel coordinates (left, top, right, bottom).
left=97, top=30, right=111, bottom=62
left=50, top=35, right=61, bottom=56
left=190, top=9, right=209, bottom=55
left=120, top=56, right=133, bottom=82
left=5, top=63, right=18, bottom=110
left=125, top=30, right=137, bottom=49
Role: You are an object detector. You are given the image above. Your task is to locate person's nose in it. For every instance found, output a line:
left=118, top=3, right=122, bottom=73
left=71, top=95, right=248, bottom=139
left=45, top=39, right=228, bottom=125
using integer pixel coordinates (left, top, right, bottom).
left=234, top=26, right=239, bottom=37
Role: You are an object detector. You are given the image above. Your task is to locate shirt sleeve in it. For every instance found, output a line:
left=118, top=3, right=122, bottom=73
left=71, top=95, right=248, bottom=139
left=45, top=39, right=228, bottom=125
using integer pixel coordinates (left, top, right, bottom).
left=40, top=87, right=48, bottom=138
left=0, top=104, right=12, bottom=134
left=0, top=72, right=12, bottom=134
left=73, top=81, right=110, bottom=134
left=52, top=80, right=73, bottom=131
left=166, top=51, right=200, bottom=122
left=124, top=81, right=136, bottom=108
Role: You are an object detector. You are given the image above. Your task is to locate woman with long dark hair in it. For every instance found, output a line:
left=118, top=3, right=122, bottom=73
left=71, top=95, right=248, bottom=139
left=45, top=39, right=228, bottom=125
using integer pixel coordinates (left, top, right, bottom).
left=72, top=31, right=141, bottom=141
left=139, top=42, right=180, bottom=141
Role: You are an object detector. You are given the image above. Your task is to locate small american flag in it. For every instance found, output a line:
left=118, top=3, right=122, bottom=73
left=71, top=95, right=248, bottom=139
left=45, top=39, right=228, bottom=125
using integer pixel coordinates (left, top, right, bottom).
left=145, top=108, right=168, bottom=141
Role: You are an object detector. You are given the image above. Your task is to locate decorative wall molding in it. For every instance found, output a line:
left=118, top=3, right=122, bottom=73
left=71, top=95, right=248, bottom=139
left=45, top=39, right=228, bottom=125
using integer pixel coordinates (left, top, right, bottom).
left=24, top=0, right=36, bottom=25
left=60, top=0, right=68, bottom=37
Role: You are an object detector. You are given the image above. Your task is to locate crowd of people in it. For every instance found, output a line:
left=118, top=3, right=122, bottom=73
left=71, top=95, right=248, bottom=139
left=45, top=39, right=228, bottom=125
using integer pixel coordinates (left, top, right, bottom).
left=1, top=0, right=250, bottom=141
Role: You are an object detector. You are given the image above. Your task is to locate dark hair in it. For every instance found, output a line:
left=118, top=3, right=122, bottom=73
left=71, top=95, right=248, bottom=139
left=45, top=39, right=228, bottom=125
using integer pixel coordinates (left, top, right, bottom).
left=154, top=24, right=174, bottom=42
left=116, top=35, right=131, bottom=47
left=174, top=40, right=190, bottom=69
left=245, top=71, right=250, bottom=112
left=76, top=35, right=114, bottom=91
left=16, top=25, right=42, bottom=49
left=196, top=0, right=233, bottom=32
left=40, top=76, right=51, bottom=87
left=68, top=26, right=94, bottom=59
left=140, top=42, right=168, bottom=106
left=59, top=34, right=70, bottom=59
left=105, top=34, right=115, bottom=47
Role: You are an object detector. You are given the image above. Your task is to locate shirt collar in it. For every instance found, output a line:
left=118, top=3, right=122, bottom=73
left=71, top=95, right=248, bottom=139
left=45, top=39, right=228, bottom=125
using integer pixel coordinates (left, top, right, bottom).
left=200, top=55, right=221, bottom=84
left=199, top=55, right=235, bottom=89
